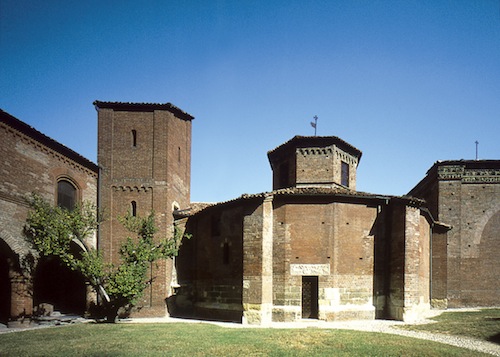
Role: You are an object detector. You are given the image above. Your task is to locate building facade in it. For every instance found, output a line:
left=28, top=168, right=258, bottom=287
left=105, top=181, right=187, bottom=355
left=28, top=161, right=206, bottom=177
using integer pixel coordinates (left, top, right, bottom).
left=1, top=102, right=498, bottom=327
left=0, top=110, right=98, bottom=326
left=174, top=136, right=448, bottom=324
left=409, top=160, right=500, bottom=308
left=95, top=101, right=194, bottom=317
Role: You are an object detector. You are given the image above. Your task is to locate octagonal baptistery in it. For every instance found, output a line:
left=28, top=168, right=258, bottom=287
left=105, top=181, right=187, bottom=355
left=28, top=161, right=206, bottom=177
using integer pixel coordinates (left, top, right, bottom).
left=173, top=136, right=447, bottom=324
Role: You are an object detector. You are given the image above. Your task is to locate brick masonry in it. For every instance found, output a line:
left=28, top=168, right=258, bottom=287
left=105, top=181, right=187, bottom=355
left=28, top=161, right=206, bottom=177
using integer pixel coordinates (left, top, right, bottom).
left=96, top=102, right=193, bottom=317
left=2, top=103, right=497, bottom=327
left=410, top=161, right=500, bottom=307
left=0, top=110, right=97, bottom=325
left=176, top=137, right=436, bottom=324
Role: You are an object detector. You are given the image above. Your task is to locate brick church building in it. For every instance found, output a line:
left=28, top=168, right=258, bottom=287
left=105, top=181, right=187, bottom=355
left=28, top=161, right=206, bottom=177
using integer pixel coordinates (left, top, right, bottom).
left=0, top=102, right=498, bottom=327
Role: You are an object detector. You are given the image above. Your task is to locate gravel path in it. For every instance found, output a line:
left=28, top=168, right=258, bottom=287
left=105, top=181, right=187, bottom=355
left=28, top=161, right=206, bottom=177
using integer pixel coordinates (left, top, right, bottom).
left=285, top=319, right=500, bottom=356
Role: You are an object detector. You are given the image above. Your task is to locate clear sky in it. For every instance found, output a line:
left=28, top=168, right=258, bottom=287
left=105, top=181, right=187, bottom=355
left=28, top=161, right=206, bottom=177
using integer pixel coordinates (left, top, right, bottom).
left=1, top=1, right=499, bottom=203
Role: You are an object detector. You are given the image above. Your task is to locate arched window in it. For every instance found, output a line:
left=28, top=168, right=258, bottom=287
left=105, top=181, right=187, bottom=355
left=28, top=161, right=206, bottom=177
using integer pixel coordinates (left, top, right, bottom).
left=57, top=180, right=77, bottom=210
left=131, top=130, right=137, bottom=147
left=131, top=201, right=137, bottom=217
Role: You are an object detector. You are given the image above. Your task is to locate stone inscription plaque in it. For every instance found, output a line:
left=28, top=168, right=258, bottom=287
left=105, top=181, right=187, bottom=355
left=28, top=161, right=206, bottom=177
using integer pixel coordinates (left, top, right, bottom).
left=290, top=264, right=330, bottom=276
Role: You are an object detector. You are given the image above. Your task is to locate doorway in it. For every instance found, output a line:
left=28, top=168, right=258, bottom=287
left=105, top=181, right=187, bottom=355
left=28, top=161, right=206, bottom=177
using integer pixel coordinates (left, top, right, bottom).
left=0, top=239, right=14, bottom=324
left=34, top=256, right=87, bottom=314
left=301, top=276, right=318, bottom=319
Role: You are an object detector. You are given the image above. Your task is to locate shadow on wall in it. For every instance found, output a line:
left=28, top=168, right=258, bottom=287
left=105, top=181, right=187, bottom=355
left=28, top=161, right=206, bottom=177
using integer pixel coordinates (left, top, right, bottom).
left=167, top=214, right=244, bottom=323
left=0, top=239, right=13, bottom=324
left=33, top=256, right=87, bottom=315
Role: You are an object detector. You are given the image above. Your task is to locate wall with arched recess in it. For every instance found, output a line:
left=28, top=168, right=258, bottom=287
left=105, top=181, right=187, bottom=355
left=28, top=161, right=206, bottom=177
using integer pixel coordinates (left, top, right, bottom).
left=475, top=210, right=500, bottom=305
left=0, top=238, right=14, bottom=324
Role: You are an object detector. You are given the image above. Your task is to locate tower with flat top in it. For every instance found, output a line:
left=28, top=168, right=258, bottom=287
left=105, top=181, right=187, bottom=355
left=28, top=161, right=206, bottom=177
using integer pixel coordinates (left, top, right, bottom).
left=95, top=101, right=193, bottom=317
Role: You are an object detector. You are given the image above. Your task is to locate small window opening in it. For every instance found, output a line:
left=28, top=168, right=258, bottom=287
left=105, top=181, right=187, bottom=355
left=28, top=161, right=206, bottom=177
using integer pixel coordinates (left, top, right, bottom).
left=57, top=180, right=77, bottom=210
left=178, top=147, right=181, bottom=163
left=223, top=242, right=230, bottom=265
left=279, top=162, right=289, bottom=188
left=132, top=130, right=137, bottom=147
left=341, top=161, right=349, bottom=187
left=131, top=201, right=137, bottom=217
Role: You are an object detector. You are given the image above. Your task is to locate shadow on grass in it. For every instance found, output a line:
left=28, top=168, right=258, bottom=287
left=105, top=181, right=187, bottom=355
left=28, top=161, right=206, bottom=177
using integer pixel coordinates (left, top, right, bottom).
left=487, top=332, right=500, bottom=345
left=485, top=317, right=500, bottom=345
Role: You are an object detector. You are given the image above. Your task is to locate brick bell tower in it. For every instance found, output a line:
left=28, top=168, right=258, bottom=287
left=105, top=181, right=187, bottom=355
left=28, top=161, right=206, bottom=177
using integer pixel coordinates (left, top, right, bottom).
left=95, top=101, right=194, bottom=317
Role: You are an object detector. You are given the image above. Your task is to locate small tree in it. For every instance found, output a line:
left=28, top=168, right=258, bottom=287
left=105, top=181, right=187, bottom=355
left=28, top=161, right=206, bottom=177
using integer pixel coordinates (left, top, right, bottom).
left=24, top=194, right=186, bottom=322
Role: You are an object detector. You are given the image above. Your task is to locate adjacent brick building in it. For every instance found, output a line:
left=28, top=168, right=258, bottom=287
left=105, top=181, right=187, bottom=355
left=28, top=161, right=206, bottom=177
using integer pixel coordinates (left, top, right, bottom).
left=409, top=160, right=500, bottom=308
left=0, top=110, right=98, bottom=326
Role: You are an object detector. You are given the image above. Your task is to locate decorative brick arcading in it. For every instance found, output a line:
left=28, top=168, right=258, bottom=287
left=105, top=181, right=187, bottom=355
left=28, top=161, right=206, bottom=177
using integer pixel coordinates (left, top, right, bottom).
left=297, top=147, right=333, bottom=156
left=111, top=185, right=153, bottom=192
left=1, top=123, right=98, bottom=179
left=437, top=164, right=500, bottom=183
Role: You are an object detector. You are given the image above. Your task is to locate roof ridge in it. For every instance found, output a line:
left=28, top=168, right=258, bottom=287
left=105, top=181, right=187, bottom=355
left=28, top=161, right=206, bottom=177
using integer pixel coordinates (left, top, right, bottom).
left=93, top=100, right=194, bottom=121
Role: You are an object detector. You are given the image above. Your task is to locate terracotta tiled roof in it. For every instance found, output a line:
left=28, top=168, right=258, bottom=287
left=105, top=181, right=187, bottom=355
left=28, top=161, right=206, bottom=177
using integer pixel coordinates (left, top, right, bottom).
left=180, top=187, right=425, bottom=217
left=429, top=159, right=500, bottom=172
left=93, top=100, right=194, bottom=121
left=174, top=202, right=216, bottom=217
left=0, top=109, right=98, bottom=173
left=267, top=135, right=362, bottom=161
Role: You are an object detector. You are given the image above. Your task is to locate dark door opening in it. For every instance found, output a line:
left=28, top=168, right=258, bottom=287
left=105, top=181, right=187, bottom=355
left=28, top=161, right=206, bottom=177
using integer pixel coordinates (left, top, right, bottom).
left=0, top=240, right=14, bottom=325
left=0, top=254, right=10, bottom=324
left=302, top=276, right=318, bottom=319
left=34, top=256, right=87, bottom=315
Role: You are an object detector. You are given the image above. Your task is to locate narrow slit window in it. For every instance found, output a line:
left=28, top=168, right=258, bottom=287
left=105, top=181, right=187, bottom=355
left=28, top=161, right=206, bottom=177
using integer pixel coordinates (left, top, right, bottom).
left=341, top=161, right=349, bottom=187
left=223, top=242, right=230, bottom=265
left=178, top=147, right=181, bottom=163
left=131, top=130, right=137, bottom=147
left=131, top=201, right=137, bottom=216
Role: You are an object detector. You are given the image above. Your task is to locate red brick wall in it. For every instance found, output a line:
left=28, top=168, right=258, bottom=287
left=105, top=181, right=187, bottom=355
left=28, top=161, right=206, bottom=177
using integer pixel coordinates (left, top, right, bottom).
left=97, top=107, right=192, bottom=317
left=0, top=117, right=97, bottom=324
left=272, top=196, right=377, bottom=321
left=440, top=179, right=500, bottom=306
left=409, top=162, right=500, bottom=307
left=175, top=204, right=247, bottom=322
left=270, top=143, right=358, bottom=190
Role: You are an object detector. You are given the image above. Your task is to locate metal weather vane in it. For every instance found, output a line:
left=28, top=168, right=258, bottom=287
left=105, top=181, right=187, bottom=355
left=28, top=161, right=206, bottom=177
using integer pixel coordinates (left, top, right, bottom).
left=310, top=115, right=318, bottom=136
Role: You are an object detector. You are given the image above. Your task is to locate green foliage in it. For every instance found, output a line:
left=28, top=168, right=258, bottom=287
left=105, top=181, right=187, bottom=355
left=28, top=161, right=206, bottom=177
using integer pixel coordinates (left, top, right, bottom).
left=24, top=194, right=97, bottom=269
left=24, top=194, right=187, bottom=321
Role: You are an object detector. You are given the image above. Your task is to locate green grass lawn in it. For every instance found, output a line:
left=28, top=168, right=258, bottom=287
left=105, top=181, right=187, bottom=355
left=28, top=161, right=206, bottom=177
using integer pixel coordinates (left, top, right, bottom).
left=0, top=322, right=493, bottom=357
left=401, top=308, right=500, bottom=343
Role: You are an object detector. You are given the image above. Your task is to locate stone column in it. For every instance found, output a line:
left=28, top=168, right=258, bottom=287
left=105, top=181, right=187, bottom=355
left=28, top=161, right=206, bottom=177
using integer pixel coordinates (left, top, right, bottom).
left=402, top=206, right=430, bottom=322
left=8, top=269, right=33, bottom=327
left=242, top=196, right=273, bottom=325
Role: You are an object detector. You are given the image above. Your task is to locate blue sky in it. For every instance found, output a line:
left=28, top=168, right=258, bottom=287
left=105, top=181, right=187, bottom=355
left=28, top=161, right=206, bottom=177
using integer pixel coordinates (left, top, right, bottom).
left=1, top=1, right=499, bottom=203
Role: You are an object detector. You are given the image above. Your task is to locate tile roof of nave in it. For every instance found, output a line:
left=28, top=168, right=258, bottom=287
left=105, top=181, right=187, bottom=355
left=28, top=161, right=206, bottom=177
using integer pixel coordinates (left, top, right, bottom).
left=267, top=135, right=363, bottom=162
left=177, top=186, right=426, bottom=217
